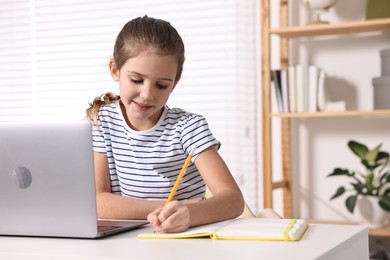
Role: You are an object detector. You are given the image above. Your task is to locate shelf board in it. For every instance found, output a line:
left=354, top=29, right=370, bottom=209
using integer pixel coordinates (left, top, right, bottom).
left=370, top=224, right=390, bottom=237
left=270, top=18, right=390, bottom=38
left=271, top=110, right=390, bottom=118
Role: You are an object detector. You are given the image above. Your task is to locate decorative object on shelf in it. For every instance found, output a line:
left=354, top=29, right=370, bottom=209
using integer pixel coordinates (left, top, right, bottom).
left=366, top=0, right=390, bottom=20
left=317, top=69, right=346, bottom=112
left=299, top=0, right=339, bottom=25
left=373, top=77, right=390, bottom=109
left=328, top=140, right=390, bottom=227
left=373, top=48, right=390, bottom=109
left=381, top=48, right=390, bottom=76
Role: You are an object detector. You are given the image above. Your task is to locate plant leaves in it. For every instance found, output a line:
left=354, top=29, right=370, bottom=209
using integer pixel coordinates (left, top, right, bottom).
left=361, top=160, right=383, bottom=171
left=328, top=168, right=351, bottom=177
left=379, top=196, right=390, bottom=212
left=348, top=140, right=368, bottom=160
left=379, top=171, right=390, bottom=183
left=377, top=151, right=389, bottom=162
left=365, top=143, right=382, bottom=165
left=345, top=195, right=358, bottom=213
left=330, top=186, right=346, bottom=200
left=376, top=152, right=390, bottom=171
left=351, top=182, right=365, bottom=194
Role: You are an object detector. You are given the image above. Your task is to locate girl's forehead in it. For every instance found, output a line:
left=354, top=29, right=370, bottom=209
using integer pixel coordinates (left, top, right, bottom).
left=122, top=52, right=178, bottom=79
left=125, top=52, right=177, bottom=66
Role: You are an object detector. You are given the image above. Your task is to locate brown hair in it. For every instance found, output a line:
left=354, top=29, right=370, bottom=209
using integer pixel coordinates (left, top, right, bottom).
left=86, top=15, right=185, bottom=125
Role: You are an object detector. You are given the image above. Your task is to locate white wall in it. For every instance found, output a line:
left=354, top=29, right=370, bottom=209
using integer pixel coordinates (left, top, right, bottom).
left=270, top=0, right=390, bottom=221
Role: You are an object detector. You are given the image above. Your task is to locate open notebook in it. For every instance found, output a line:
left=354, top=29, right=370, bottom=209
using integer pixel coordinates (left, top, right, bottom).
left=137, top=218, right=309, bottom=241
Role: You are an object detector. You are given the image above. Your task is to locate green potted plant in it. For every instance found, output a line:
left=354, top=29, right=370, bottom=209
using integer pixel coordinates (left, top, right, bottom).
left=328, top=140, right=390, bottom=218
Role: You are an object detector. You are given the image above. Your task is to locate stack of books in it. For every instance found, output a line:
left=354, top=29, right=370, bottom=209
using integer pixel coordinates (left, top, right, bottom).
left=271, top=64, right=345, bottom=113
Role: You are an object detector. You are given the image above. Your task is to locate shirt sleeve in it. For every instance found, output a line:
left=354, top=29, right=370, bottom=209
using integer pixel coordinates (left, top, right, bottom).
left=179, top=114, right=221, bottom=161
left=92, top=119, right=108, bottom=155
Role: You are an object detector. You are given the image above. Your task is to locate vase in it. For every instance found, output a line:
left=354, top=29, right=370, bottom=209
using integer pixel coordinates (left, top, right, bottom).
left=299, top=0, right=339, bottom=24
left=357, top=195, right=390, bottom=228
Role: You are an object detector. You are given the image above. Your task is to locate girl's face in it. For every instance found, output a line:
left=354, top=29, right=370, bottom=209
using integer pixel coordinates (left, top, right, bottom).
left=110, top=51, right=178, bottom=131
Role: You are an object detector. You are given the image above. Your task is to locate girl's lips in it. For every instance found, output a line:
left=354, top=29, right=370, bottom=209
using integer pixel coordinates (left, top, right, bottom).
left=134, top=101, right=152, bottom=111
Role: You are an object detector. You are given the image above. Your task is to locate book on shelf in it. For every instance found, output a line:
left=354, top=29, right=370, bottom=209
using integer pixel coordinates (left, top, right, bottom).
left=308, top=65, right=319, bottom=113
left=137, top=218, right=309, bottom=242
left=317, top=69, right=326, bottom=111
left=288, top=65, right=297, bottom=112
left=271, top=64, right=333, bottom=113
left=271, top=69, right=285, bottom=113
left=295, top=64, right=308, bottom=113
left=281, top=69, right=290, bottom=113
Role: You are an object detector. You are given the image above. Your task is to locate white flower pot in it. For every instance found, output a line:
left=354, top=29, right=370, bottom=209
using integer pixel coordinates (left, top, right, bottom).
left=357, top=195, right=390, bottom=228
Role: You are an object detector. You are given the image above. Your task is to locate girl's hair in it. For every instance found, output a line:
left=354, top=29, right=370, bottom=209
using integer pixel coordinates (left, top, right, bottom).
left=86, top=15, right=185, bottom=125
left=85, top=92, right=120, bottom=125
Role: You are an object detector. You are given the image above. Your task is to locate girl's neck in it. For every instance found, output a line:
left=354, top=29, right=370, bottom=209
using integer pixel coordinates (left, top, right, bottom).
left=119, top=100, right=165, bottom=131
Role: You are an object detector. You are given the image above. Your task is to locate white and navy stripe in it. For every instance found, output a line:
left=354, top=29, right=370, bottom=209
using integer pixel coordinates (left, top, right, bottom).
left=92, top=101, right=220, bottom=201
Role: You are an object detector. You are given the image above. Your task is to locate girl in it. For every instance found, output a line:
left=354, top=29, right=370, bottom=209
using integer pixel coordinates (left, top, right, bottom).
left=86, top=15, right=244, bottom=233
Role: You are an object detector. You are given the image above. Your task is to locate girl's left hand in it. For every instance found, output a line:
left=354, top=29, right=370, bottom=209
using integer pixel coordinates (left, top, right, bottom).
left=147, top=200, right=194, bottom=233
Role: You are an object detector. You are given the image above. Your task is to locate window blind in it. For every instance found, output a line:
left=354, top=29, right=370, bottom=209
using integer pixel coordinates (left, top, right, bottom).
left=0, top=0, right=261, bottom=212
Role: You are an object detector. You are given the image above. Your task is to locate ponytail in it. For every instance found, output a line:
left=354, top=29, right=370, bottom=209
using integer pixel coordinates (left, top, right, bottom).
left=86, top=92, right=119, bottom=125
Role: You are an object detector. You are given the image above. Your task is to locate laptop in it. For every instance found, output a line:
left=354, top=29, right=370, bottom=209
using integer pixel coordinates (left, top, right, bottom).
left=0, top=121, right=148, bottom=238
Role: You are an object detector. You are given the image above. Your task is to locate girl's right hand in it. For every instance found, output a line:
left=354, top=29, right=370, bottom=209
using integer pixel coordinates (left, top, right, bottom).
left=147, top=199, right=200, bottom=233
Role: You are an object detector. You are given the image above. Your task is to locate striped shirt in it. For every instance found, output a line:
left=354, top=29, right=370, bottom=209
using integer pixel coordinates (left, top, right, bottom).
left=92, top=101, right=221, bottom=201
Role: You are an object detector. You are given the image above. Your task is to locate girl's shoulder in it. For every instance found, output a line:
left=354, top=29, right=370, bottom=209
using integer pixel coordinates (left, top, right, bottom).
left=96, top=101, right=122, bottom=125
left=165, top=107, right=206, bottom=124
left=164, top=107, right=210, bottom=132
left=98, top=101, right=120, bottom=117
left=99, top=101, right=118, bottom=112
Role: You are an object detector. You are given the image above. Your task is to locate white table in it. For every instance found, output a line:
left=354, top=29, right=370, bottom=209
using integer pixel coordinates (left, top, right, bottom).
left=0, top=223, right=369, bottom=260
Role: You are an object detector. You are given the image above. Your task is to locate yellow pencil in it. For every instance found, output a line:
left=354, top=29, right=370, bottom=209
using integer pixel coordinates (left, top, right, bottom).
left=164, top=146, right=196, bottom=207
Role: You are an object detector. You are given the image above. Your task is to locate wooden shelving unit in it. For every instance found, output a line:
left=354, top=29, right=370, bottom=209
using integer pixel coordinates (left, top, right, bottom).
left=261, top=0, right=390, bottom=233
left=370, top=225, right=390, bottom=237
left=272, top=109, right=390, bottom=118
left=270, top=18, right=390, bottom=38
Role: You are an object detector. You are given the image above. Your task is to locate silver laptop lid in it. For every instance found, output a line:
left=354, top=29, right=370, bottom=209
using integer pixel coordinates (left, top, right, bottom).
left=0, top=121, right=99, bottom=238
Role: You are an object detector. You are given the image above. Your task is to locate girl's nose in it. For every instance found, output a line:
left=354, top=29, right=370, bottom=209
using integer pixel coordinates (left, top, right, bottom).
left=139, top=83, right=154, bottom=101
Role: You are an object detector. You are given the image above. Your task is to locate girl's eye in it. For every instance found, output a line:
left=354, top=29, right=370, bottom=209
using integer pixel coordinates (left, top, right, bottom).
left=156, top=84, right=168, bottom=89
left=131, top=79, right=143, bottom=84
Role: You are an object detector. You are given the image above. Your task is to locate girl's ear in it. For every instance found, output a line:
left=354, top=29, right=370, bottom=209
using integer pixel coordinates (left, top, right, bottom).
left=109, top=59, right=119, bottom=82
